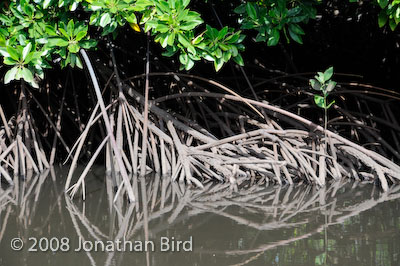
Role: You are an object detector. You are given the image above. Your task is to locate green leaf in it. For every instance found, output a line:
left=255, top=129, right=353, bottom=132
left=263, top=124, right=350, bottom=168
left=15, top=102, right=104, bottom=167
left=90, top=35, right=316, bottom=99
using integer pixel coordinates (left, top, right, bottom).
left=377, top=0, right=389, bottom=9
left=58, top=27, right=69, bottom=39
left=314, top=95, right=326, bottom=109
left=22, top=43, right=32, bottom=61
left=233, top=54, right=244, bottom=66
left=389, top=19, right=397, bottom=31
left=289, top=24, right=305, bottom=35
left=100, top=13, right=112, bottom=27
left=223, top=51, right=232, bottom=62
left=76, top=55, right=83, bottom=69
left=24, top=52, right=34, bottom=64
left=378, top=10, right=388, bottom=28
left=310, top=79, right=321, bottom=90
left=48, top=38, right=69, bottom=47
left=3, top=57, right=18, bottom=66
left=45, top=25, right=57, bottom=36
left=70, top=1, right=79, bottom=11
left=316, top=72, right=325, bottom=83
left=160, top=35, right=168, bottom=48
left=178, top=33, right=191, bottom=48
left=185, top=58, right=194, bottom=70
left=218, top=27, right=229, bottom=40
left=4, top=66, right=18, bottom=84
left=22, top=4, right=34, bottom=17
left=234, top=4, right=246, bottom=14
left=167, top=31, right=175, bottom=46
left=326, top=80, right=336, bottom=92
left=70, top=53, right=76, bottom=67
left=80, top=40, right=97, bottom=49
left=58, top=39, right=70, bottom=47
left=68, top=44, right=80, bottom=53
left=76, top=30, right=87, bottom=41
left=0, top=47, right=10, bottom=57
left=43, top=0, right=52, bottom=9
left=246, top=3, right=257, bottom=20
left=323, top=67, right=334, bottom=81
left=21, top=67, right=34, bottom=83
left=125, top=13, right=137, bottom=24
left=187, top=45, right=196, bottom=55
left=288, top=28, right=303, bottom=44
left=67, top=20, right=75, bottom=37
left=182, top=0, right=190, bottom=8
left=267, top=29, right=280, bottom=46
left=179, top=53, right=188, bottom=65
left=6, top=46, right=20, bottom=61
left=203, top=54, right=214, bottom=62
left=180, top=20, right=203, bottom=31
left=156, top=1, right=171, bottom=13
left=15, top=68, right=22, bottom=80
left=214, top=57, right=224, bottom=71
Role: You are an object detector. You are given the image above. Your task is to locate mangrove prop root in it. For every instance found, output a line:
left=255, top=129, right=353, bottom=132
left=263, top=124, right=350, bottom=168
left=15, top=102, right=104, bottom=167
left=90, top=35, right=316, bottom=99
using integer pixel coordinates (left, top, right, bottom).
left=65, top=69, right=400, bottom=201
left=0, top=84, right=50, bottom=183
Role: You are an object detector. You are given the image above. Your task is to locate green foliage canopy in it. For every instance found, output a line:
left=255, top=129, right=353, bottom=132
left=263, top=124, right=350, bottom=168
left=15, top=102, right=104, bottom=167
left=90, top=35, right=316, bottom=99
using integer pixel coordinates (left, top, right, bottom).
left=0, top=0, right=399, bottom=88
left=0, top=0, right=245, bottom=87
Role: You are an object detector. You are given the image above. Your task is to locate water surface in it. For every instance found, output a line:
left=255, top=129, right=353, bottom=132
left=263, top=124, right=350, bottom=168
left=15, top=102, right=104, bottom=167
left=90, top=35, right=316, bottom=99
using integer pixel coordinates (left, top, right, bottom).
left=0, top=168, right=399, bottom=266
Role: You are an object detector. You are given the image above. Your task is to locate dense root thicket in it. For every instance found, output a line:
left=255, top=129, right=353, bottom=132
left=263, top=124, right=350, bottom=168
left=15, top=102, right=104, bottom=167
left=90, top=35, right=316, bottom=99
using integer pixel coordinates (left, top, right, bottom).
left=0, top=84, right=51, bottom=184
left=2, top=52, right=400, bottom=201
left=65, top=61, right=400, bottom=200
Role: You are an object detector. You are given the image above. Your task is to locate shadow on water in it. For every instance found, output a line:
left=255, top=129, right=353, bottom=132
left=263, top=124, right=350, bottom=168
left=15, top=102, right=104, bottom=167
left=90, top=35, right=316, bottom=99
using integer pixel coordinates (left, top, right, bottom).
left=0, top=167, right=400, bottom=266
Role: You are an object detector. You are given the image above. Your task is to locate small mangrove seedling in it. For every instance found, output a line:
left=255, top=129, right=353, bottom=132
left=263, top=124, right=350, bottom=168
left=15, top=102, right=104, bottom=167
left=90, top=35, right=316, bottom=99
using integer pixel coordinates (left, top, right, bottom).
left=310, top=66, right=337, bottom=134
left=310, top=67, right=337, bottom=185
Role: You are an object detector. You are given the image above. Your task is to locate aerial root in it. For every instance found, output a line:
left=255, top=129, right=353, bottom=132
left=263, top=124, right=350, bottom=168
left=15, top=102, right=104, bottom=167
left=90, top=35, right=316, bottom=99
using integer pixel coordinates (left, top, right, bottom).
left=0, top=85, right=51, bottom=184
left=65, top=80, right=400, bottom=200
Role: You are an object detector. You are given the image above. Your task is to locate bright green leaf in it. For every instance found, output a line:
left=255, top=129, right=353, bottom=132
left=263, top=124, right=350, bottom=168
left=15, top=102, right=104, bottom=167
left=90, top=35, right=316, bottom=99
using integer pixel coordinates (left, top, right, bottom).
left=22, top=43, right=32, bottom=61
left=100, top=13, right=112, bottom=27
left=246, top=3, right=257, bottom=20
left=314, top=95, right=326, bottom=109
left=4, top=66, right=18, bottom=84
left=21, top=67, right=34, bottom=83
left=233, top=54, right=244, bottom=66
left=323, top=67, right=334, bottom=81
left=6, top=46, right=20, bottom=61
left=67, top=19, right=75, bottom=37
left=214, top=57, right=224, bottom=71
left=0, top=47, right=10, bottom=57
left=178, top=33, right=191, bottom=47
left=43, top=0, right=52, bottom=9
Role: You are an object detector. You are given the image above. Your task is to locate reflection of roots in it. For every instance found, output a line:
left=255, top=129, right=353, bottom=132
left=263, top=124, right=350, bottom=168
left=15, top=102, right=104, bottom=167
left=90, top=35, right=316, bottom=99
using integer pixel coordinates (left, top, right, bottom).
left=0, top=84, right=50, bottom=184
left=62, top=174, right=400, bottom=266
left=1, top=170, right=398, bottom=265
left=66, top=72, right=400, bottom=200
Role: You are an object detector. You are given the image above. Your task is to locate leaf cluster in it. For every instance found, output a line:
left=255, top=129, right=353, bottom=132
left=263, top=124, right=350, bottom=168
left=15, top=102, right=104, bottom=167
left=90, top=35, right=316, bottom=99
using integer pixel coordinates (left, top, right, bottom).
left=234, top=0, right=318, bottom=46
left=0, top=0, right=246, bottom=88
left=309, top=66, right=336, bottom=110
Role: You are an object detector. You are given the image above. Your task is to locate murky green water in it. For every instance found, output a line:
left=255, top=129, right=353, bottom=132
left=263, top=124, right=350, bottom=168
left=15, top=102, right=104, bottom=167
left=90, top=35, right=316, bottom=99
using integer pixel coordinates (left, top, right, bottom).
left=1, top=167, right=399, bottom=266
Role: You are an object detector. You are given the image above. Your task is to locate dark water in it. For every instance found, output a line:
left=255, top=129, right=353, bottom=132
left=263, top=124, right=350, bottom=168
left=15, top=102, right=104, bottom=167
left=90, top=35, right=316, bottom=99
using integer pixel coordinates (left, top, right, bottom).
left=0, top=168, right=399, bottom=266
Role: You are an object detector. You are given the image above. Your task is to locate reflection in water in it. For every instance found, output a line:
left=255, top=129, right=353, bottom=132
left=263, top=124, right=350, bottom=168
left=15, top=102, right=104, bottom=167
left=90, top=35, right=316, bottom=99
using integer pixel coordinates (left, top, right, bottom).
left=1, top=168, right=400, bottom=266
